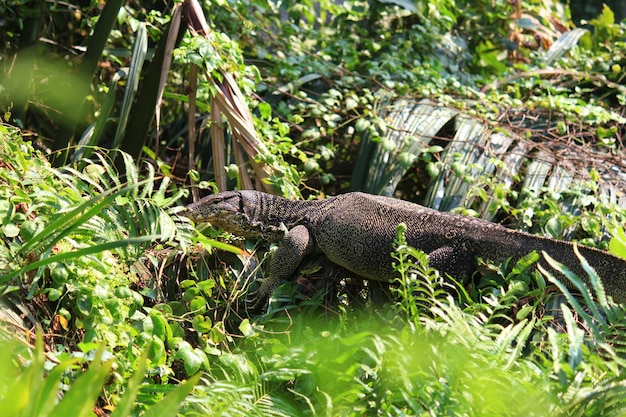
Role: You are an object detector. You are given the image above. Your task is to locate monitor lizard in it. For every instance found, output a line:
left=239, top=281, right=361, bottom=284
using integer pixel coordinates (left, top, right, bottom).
left=180, top=190, right=626, bottom=308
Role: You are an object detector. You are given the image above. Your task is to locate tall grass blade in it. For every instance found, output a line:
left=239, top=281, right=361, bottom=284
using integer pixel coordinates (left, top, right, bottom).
left=1, top=333, right=45, bottom=417
left=155, top=4, right=183, bottom=130
left=109, top=350, right=149, bottom=417
left=120, top=10, right=186, bottom=161
left=188, top=62, right=200, bottom=198
left=211, top=100, right=228, bottom=191
left=52, top=0, right=124, bottom=156
left=3, top=236, right=158, bottom=284
left=538, top=253, right=604, bottom=341
left=16, top=180, right=147, bottom=256
left=30, top=340, right=80, bottom=417
left=49, top=348, right=114, bottom=417
left=142, top=373, right=201, bottom=417
left=112, top=23, right=148, bottom=153
left=73, top=69, right=127, bottom=162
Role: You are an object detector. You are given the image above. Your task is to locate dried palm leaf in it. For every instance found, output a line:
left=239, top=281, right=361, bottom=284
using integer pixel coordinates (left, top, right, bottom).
left=182, top=0, right=276, bottom=194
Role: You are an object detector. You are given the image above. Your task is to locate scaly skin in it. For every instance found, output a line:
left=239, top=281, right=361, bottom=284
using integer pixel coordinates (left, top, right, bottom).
left=181, top=190, right=626, bottom=308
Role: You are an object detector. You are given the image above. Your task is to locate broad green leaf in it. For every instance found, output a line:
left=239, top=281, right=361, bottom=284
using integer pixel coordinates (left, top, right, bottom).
left=608, top=221, right=626, bottom=259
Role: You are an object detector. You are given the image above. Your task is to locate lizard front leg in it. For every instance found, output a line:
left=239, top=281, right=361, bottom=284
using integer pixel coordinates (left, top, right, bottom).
left=247, top=224, right=315, bottom=311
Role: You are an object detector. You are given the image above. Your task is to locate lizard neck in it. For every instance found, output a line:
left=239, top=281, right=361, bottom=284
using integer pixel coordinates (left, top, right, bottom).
left=233, top=191, right=323, bottom=242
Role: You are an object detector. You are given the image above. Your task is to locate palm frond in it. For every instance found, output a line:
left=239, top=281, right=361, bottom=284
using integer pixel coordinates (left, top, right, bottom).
left=182, top=0, right=284, bottom=194
left=544, top=28, right=588, bottom=66
left=354, top=99, right=626, bottom=228
left=353, top=99, right=457, bottom=195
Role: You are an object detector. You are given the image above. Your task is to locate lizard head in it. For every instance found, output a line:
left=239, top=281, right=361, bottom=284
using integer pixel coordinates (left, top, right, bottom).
left=179, top=190, right=276, bottom=240
left=180, top=191, right=244, bottom=224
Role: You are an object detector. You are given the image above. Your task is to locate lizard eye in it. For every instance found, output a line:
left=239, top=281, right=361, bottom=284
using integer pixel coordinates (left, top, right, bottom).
left=206, top=194, right=225, bottom=205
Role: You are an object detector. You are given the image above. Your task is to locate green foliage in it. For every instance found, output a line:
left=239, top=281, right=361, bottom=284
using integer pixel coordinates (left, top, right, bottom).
left=183, top=230, right=626, bottom=416
left=389, top=227, right=626, bottom=416
left=0, top=126, right=191, bottom=297
left=2, top=0, right=626, bottom=415
left=0, top=333, right=112, bottom=417
left=538, top=251, right=626, bottom=416
left=181, top=223, right=626, bottom=416
left=0, top=124, right=220, bottom=410
left=390, top=222, right=452, bottom=318
left=0, top=332, right=199, bottom=417
left=239, top=315, right=558, bottom=416
left=454, top=161, right=626, bottom=247
left=2, top=119, right=626, bottom=416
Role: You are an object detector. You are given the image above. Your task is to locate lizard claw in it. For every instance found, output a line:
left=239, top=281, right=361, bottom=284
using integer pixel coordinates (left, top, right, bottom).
left=245, top=288, right=268, bottom=313
left=245, top=279, right=279, bottom=313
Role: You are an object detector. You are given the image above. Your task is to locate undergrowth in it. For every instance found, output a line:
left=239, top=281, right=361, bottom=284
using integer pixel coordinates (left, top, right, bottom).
left=2, top=0, right=626, bottom=414
left=2, top=125, right=626, bottom=415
